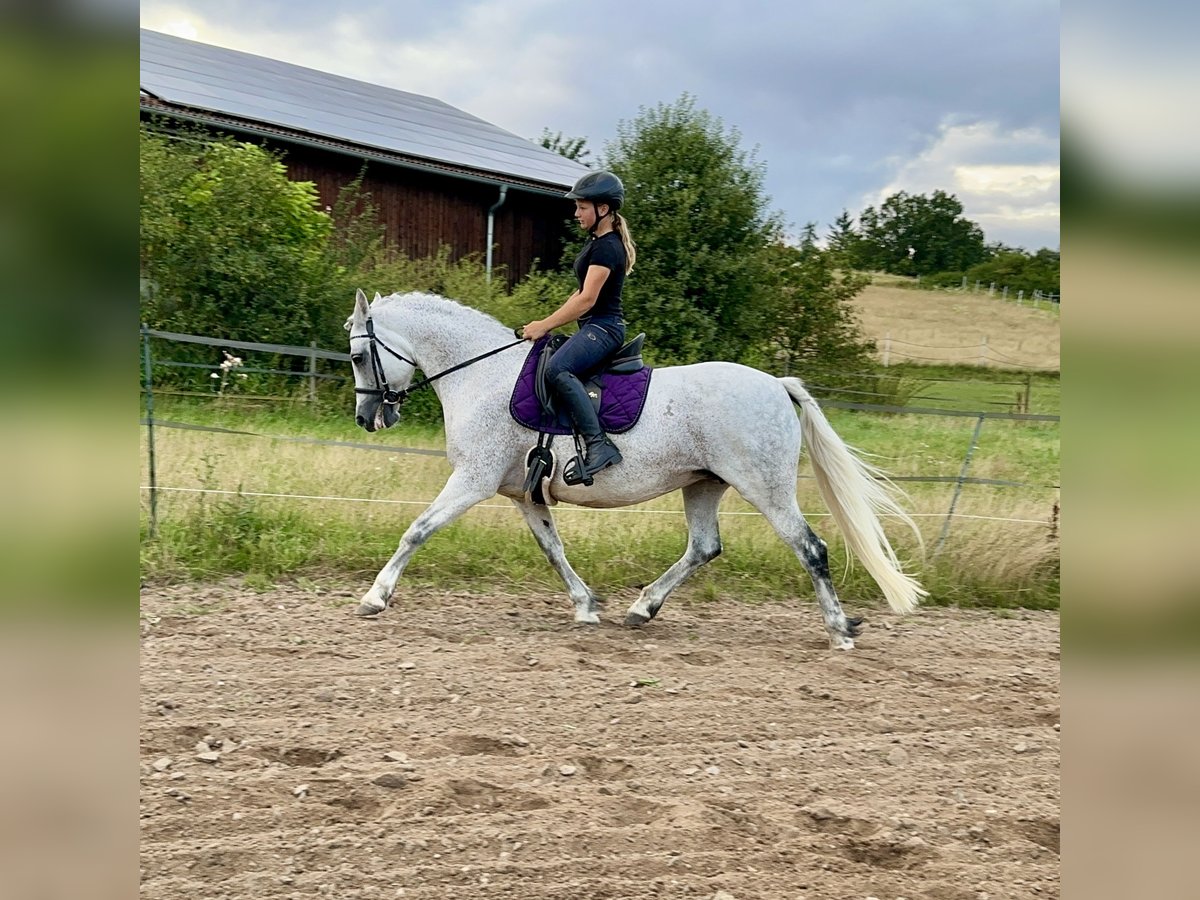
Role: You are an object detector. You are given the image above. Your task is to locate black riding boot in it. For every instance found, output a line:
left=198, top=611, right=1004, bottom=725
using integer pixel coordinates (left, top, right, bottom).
left=551, top=371, right=623, bottom=484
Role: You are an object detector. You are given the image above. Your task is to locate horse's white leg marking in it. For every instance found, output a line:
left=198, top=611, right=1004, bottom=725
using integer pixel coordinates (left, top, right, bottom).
left=357, top=471, right=493, bottom=616
left=625, top=480, right=729, bottom=626
left=511, top=499, right=602, bottom=624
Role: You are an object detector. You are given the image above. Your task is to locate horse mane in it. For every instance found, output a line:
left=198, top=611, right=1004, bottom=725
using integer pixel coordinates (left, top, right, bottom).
left=374, top=291, right=510, bottom=335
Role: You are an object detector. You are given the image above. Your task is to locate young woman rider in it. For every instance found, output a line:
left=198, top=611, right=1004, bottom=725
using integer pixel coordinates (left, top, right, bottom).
left=521, top=171, right=637, bottom=482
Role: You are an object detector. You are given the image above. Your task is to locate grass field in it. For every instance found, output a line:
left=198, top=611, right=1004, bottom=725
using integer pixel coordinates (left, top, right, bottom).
left=850, top=278, right=1060, bottom=371
left=140, top=389, right=1060, bottom=610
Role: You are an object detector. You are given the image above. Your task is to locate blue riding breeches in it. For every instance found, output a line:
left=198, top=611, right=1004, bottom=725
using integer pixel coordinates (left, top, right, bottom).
left=544, top=322, right=625, bottom=385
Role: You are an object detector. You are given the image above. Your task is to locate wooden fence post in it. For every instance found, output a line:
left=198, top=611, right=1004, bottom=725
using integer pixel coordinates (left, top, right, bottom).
left=979, top=335, right=988, bottom=366
left=882, top=333, right=891, bottom=367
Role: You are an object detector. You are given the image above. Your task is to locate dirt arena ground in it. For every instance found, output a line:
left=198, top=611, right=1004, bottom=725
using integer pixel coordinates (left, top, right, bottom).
left=140, top=582, right=1059, bottom=900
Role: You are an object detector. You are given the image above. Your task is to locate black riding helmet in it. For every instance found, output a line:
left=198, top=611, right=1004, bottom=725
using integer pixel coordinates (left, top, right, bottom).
left=565, top=171, right=624, bottom=235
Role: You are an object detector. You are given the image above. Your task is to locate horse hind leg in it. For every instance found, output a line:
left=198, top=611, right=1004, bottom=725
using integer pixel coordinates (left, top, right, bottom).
left=749, top=491, right=861, bottom=650
left=625, top=480, right=728, bottom=626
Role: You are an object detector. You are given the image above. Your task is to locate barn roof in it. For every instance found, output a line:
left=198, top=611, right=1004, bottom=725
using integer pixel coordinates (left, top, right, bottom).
left=139, top=29, right=589, bottom=194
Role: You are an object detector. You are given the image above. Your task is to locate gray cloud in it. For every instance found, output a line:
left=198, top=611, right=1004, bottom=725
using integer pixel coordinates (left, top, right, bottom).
left=142, top=0, right=1059, bottom=249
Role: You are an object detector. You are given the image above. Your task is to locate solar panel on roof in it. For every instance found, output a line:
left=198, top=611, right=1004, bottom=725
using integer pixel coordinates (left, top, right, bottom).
left=139, top=29, right=589, bottom=190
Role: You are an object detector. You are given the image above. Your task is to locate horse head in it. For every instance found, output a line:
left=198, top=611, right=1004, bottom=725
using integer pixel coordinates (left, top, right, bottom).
left=346, top=288, right=411, bottom=432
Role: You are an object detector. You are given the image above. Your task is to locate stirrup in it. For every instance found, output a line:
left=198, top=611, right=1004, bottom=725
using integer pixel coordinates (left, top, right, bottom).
left=563, top=436, right=621, bottom=487
left=563, top=454, right=594, bottom=487
left=563, top=433, right=593, bottom=486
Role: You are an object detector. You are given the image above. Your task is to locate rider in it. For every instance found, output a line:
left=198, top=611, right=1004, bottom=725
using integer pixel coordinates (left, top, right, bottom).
left=522, top=171, right=637, bottom=482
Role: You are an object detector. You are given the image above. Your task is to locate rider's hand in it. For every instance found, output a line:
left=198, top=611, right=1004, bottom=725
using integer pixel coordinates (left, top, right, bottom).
left=522, top=320, right=550, bottom=341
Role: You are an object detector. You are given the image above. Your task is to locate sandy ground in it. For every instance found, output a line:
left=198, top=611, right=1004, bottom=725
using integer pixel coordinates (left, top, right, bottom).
left=140, top=582, right=1059, bottom=900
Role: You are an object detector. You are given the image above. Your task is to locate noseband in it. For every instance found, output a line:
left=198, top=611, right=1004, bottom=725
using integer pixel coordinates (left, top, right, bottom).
left=349, top=317, right=525, bottom=407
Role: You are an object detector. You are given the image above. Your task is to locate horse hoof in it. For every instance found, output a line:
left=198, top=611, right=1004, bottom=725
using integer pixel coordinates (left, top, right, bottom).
left=574, top=612, right=601, bottom=625
left=830, top=635, right=855, bottom=651
left=355, top=594, right=386, bottom=616
left=624, top=612, right=650, bottom=627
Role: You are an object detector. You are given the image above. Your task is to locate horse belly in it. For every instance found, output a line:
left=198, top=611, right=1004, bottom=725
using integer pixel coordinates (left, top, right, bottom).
left=550, top=468, right=706, bottom=509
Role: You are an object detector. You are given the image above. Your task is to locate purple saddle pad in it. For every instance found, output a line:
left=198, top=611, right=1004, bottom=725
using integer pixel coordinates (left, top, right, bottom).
left=509, top=337, right=653, bottom=435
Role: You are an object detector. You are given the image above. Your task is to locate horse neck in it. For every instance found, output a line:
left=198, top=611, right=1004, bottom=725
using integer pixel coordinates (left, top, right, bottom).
left=383, top=297, right=518, bottom=392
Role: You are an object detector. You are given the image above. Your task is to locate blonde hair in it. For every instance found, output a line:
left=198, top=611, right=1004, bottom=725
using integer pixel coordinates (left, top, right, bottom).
left=611, top=212, right=637, bottom=274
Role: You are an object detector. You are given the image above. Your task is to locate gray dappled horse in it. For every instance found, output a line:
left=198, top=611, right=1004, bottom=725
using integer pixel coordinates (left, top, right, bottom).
left=347, top=290, right=926, bottom=649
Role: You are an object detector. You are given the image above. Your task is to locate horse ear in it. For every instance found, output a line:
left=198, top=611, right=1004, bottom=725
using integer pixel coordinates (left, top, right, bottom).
left=354, top=288, right=369, bottom=318
left=373, top=292, right=383, bottom=304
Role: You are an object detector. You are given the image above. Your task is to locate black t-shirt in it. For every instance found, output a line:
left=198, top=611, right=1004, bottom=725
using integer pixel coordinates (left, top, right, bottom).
left=573, top=232, right=626, bottom=328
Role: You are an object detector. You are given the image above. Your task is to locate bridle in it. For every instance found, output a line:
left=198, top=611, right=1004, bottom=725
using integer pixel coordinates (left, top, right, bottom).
left=349, top=316, right=525, bottom=407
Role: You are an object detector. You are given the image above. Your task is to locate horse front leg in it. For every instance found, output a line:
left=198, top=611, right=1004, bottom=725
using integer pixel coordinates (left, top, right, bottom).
left=511, top=498, right=603, bottom=624
left=357, top=470, right=494, bottom=616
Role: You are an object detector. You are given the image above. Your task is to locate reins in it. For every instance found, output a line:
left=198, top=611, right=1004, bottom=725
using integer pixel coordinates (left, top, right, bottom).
left=350, top=316, right=525, bottom=406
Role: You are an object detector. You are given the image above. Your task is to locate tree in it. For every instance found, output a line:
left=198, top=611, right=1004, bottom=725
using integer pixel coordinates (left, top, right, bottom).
left=826, top=209, right=861, bottom=270
left=856, top=190, right=987, bottom=276
left=140, top=128, right=344, bottom=347
left=599, top=94, right=783, bottom=364
left=960, top=247, right=1059, bottom=294
left=755, top=223, right=875, bottom=377
left=539, top=128, right=591, bottom=164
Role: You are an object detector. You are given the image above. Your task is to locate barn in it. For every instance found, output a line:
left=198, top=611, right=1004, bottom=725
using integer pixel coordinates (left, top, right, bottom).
left=139, top=29, right=590, bottom=285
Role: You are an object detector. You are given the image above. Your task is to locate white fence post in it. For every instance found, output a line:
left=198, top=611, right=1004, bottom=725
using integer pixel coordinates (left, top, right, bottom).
left=1002, top=286, right=1008, bottom=301
left=1017, top=289, right=1024, bottom=305
left=882, top=333, right=891, bottom=367
left=979, top=335, right=988, bottom=366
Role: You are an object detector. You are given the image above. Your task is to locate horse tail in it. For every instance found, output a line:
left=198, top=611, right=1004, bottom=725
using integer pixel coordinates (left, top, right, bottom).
left=780, top=377, right=927, bottom=614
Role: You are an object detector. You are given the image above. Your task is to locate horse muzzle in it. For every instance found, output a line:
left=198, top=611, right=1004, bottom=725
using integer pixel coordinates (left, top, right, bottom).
left=355, top=401, right=400, bottom=432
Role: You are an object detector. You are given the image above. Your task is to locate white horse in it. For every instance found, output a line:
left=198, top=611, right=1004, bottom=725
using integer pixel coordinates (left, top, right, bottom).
left=346, top=289, right=926, bottom=649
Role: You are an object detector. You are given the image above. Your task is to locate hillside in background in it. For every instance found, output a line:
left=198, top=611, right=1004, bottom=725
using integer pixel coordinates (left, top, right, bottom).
left=849, top=279, right=1060, bottom=371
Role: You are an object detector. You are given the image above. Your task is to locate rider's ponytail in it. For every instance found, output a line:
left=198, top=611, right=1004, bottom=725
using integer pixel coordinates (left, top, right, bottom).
left=612, top=213, right=637, bottom=274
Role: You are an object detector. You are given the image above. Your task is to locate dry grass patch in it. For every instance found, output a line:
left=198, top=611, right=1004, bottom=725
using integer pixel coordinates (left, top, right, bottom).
left=850, top=283, right=1060, bottom=370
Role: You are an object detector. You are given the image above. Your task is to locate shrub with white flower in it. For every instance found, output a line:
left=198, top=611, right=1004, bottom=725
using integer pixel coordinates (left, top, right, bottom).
left=214, top=350, right=248, bottom=396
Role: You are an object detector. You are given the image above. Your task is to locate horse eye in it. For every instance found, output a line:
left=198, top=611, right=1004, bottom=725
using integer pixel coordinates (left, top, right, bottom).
left=351, top=354, right=363, bottom=365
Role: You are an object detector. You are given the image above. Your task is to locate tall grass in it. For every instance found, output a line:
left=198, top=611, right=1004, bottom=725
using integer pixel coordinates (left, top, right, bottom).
left=140, top=396, right=1060, bottom=610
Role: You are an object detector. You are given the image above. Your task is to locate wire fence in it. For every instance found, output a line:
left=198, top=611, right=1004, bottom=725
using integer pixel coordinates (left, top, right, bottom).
left=898, top=275, right=1061, bottom=309
left=139, top=326, right=1061, bottom=555
left=876, top=335, right=1059, bottom=371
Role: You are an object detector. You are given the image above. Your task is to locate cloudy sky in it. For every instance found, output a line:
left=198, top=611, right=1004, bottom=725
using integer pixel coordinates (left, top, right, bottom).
left=141, top=0, right=1059, bottom=251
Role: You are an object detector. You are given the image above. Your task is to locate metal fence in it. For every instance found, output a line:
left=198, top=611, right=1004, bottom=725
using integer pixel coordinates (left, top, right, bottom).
left=140, top=326, right=1061, bottom=555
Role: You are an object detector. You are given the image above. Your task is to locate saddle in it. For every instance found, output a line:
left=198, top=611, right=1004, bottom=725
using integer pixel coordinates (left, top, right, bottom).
left=511, top=333, right=651, bottom=435
left=509, top=333, right=653, bottom=504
